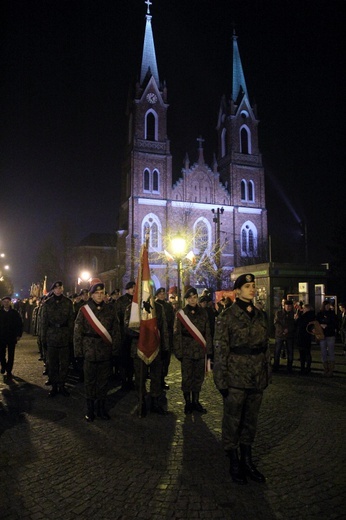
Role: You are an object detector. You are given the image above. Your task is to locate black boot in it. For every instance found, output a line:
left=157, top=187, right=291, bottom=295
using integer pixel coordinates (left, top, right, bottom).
left=151, top=396, right=167, bottom=415
left=228, top=449, right=247, bottom=485
left=85, top=399, right=95, bottom=422
left=183, top=392, right=193, bottom=414
left=240, top=444, right=266, bottom=483
left=48, top=384, right=58, bottom=398
left=97, top=399, right=110, bottom=420
left=59, top=385, right=70, bottom=397
left=192, top=392, right=207, bottom=413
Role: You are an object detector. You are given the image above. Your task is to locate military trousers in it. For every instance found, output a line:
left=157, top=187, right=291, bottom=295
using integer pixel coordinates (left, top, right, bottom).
left=222, top=387, right=263, bottom=451
left=84, top=359, right=111, bottom=399
left=134, top=355, right=162, bottom=398
left=181, top=357, right=205, bottom=393
left=47, top=345, right=70, bottom=385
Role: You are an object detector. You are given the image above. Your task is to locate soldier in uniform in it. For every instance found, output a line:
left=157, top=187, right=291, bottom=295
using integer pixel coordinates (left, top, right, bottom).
left=213, top=273, right=270, bottom=485
left=155, top=287, right=175, bottom=390
left=40, top=281, right=75, bottom=397
left=74, top=281, right=121, bottom=422
left=116, top=281, right=136, bottom=390
left=173, top=287, right=212, bottom=414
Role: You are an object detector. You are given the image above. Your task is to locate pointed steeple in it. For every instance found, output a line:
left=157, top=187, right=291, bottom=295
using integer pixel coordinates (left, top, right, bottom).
left=232, top=29, right=248, bottom=102
left=197, top=136, right=205, bottom=165
left=140, top=1, right=160, bottom=87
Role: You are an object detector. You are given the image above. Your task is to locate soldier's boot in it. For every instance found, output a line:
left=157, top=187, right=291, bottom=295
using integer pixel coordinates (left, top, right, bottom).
left=240, top=444, right=266, bottom=483
left=183, top=392, right=193, bottom=414
left=327, top=361, right=335, bottom=377
left=59, top=384, right=70, bottom=397
left=151, top=396, right=167, bottom=415
left=97, top=399, right=110, bottom=420
left=228, top=449, right=247, bottom=485
left=48, top=384, right=58, bottom=398
left=323, top=361, right=329, bottom=376
left=192, top=392, right=207, bottom=413
left=85, top=399, right=95, bottom=422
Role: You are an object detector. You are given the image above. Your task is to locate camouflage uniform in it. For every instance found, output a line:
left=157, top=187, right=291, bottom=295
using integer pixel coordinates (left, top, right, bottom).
left=174, top=304, right=212, bottom=393
left=40, top=294, right=74, bottom=389
left=155, top=298, right=175, bottom=386
left=116, top=293, right=135, bottom=388
left=213, top=301, right=270, bottom=451
left=74, top=300, right=120, bottom=400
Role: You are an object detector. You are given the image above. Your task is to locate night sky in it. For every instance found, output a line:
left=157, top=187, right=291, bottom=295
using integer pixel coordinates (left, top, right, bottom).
left=1, top=0, right=345, bottom=294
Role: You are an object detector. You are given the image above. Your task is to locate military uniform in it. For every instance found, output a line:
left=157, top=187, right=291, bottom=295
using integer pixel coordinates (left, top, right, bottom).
left=213, top=273, right=270, bottom=484
left=74, top=283, right=121, bottom=421
left=40, top=283, right=74, bottom=396
left=174, top=287, right=212, bottom=414
left=155, top=287, right=175, bottom=389
left=116, top=283, right=136, bottom=389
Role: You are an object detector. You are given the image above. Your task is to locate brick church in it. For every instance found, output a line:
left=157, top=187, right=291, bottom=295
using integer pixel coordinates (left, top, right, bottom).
left=74, top=1, right=268, bottom=294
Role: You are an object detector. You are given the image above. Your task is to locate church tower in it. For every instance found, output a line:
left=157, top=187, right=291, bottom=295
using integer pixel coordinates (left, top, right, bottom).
left=118, top=0, right=172, bottom=284
left=216, top=30, right=268, bottom=266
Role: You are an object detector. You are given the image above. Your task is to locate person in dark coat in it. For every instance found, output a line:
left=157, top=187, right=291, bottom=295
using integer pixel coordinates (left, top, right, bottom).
left=173, top=287, right=212, bottom=415
left=155, top=287, right=175, bottom=390
left=213, top=273, right=270, bottom=485
left=296, top=304, right=315, bottom=374
left=74, top=281, right=121, bottom=422
left=116, top=281, right=136, bottom=390
left=0, top=296, right=23, bottom=381
left=316, top=300, right=338, bottom=376
left=40, top=281, right=75, bottom=397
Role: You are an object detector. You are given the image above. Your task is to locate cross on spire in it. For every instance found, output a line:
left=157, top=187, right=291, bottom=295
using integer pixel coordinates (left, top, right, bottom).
left=145, top=0, right=152, bottom=14
left=197, top=136, right=205, bottom=149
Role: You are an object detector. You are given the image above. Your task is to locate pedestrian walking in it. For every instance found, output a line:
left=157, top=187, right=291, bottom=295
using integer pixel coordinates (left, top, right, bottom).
left=0, top=296, right=23, bottom=382
left=213, top=273, right=270, bottom=485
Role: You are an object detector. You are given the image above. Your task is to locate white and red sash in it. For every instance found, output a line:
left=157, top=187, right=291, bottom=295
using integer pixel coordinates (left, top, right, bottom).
left=81, top=305, right=112, bottom=347
left=177, top=308, right=207, bottom=352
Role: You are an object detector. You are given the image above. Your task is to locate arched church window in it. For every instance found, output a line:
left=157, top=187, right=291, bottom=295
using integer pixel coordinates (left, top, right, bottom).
left=248, top=180, right=254, bottom=202
left=142, top=214, right=162, bottom=251
left=194, top=219, right=210, bottom=255
left=152, top=169, right=159, bottom=192
left=91, top=256, right=98, bottom=272
left=241, top=180, right=247, bottom=200
left=144, top=169, right=150, bottom=191
left=240, top=127, right=249, bottom=154
left=151, top=223, right=158, bottom=248
left=145, top=111, right=157, bottom=141
left=240, top=221, right=258, bottom=257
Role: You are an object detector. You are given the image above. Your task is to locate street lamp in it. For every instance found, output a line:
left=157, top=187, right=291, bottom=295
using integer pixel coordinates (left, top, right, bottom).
left=77, top=270, right=92, bottom=292
left=171, top=235, right=187, bottom=307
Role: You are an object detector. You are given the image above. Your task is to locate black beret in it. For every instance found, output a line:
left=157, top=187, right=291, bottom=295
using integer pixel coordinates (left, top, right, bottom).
left=155, top=287, right=166, bottom=296
left=125, top=281, right=136, bottom=290
left=233, top=273, right=255, bottom=290
left=50, top=281, right=63, bottom=291
left=89, top=283, right=105, bottom=294
left=284, top=300, right=294, bottom=305
left=199, top=296, right=208, bottom=303
left=1, top=296, right=11, bottom=301
left=79, top=289, right=89, bottom=296
left=184, top=287, right=198, bottom=299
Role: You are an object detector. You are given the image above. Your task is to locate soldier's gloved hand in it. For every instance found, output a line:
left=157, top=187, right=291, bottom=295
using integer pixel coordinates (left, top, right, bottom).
left=219, top=388, right=229, bottom=398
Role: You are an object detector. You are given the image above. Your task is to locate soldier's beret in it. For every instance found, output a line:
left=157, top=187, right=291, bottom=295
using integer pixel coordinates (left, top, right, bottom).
left=89, top=283, right=105, bottom=294
left=233, top=273, right=255, bottom=290
left=110, top=289, right=120, bottom=296
left=199, top=296, right=208, bottom=303
left=1, top=296, right=11, bottom=301
left=184, top=287, right=198, bottom=299
left=155, top=287, right=166, bottom=296
left=79, top=289, right=89, bottom=296
left=125, top=281, right=136, bottom=290
left=284, top=299, right=293, bottom=305
left=50, top=281, right=63, bottom=290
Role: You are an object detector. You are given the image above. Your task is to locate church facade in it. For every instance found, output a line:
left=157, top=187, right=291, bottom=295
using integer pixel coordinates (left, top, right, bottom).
left=116, top=2, right=268, bottom=293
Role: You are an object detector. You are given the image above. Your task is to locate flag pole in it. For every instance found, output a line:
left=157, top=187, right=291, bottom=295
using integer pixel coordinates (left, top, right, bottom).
left=138, top=230, right=150, bottom=418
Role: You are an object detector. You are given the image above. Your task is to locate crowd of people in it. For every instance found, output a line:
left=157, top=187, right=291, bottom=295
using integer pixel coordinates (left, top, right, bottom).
left=1, top=274, right=345, bottom=485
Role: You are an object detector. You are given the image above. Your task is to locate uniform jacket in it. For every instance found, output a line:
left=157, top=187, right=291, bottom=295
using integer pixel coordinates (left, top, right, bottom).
left=155, top=299, right=175, bottom=350
left=274, top=309, right=296, bottom=339
left=213, top=301, right=270, bottom=391
left=0, top=308, right=23, bottom=343
left=40, top=295, right=74, bottom=348
left=173, top=304, right=212, bottom=360
left=74, top=300, right=121, bottom=362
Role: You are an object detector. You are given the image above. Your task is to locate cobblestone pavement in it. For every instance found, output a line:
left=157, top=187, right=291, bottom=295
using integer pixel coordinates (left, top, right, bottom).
left=0, top=333, right=345, bottom=520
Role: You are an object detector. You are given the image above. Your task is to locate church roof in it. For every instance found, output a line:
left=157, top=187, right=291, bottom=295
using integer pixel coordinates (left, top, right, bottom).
left=232, top=30, right=249, bottom=102
left=140, top=2, right=160, bottom=87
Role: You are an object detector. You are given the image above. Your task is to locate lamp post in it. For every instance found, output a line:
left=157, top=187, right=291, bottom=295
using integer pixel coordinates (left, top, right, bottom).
left=77, top=270, right=92, bottom=293
left=171, top=235, right=187, bottom=307
left=211, top=207, right=224, bottom=290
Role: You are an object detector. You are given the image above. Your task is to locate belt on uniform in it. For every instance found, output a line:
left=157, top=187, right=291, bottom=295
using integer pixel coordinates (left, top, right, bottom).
left=231, top=345, right=267, bottom=356
left=83, top=333, right=100, bottom=338
left=48, top=322, right=68, bottom=328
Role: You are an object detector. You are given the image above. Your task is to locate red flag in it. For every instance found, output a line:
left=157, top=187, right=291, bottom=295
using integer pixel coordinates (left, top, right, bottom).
left=129, top=244, right=160, bottom=365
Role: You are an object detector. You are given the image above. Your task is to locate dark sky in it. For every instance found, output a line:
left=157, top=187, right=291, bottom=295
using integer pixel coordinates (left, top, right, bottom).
left=1, top=0, right=345, bottom=294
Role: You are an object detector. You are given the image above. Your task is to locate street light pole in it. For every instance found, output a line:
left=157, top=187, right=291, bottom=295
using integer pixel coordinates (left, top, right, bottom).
left=211, top=207, right=224, bottom=290
left=171, top=235, right=187, bottom=308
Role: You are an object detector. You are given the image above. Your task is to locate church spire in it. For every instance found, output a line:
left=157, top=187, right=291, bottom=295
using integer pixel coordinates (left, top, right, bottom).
left=231, top=29, right=248, bottom=102
left=140, top=0, right=160, bottom=87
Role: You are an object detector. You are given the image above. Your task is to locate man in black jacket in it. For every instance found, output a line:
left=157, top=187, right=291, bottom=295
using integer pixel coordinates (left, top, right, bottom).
left=0, top=296, right=23, bottom=381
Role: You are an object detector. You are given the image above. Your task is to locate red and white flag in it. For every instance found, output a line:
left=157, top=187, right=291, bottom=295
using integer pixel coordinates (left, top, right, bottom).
left=129, top=244, right=160, bottom=365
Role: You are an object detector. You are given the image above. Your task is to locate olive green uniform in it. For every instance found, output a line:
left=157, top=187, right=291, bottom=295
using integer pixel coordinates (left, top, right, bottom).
left=213, top=301, right=270, bottom=451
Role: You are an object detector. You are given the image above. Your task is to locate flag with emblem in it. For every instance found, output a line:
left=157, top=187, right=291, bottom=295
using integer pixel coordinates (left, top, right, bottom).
left=129, top=243, right=160, bottom=364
